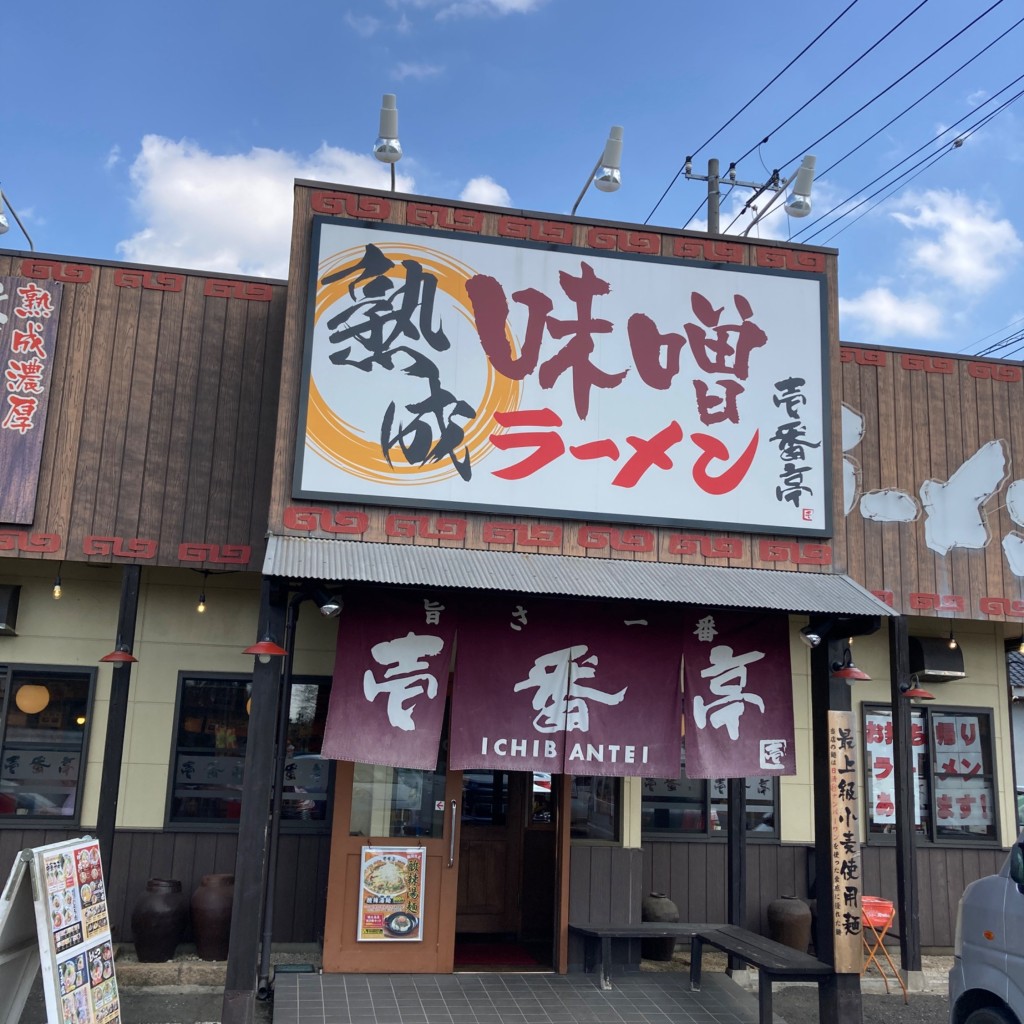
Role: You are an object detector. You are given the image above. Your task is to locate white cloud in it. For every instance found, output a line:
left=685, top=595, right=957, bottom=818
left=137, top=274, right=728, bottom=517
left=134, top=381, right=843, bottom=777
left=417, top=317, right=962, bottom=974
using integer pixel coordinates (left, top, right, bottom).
left=104, top=145, right=121, bottom=170
left=395, top=62, right=443, bottom=80
left=459, top=176, right=511, bottom=206
left=892, top=189, right=1023, bottom=291
left=388, top=0, right=545, bottom=17
left=345, top=11, right=382, bottom=36
left=117, top=135, right=413, bottom=278
left=839, top=287, right=944, bottom=341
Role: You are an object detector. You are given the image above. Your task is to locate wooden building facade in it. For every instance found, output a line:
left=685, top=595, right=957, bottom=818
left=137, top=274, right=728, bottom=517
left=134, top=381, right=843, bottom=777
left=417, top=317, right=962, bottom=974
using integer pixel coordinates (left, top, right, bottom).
left=0, top=183, right=1021, bottom=979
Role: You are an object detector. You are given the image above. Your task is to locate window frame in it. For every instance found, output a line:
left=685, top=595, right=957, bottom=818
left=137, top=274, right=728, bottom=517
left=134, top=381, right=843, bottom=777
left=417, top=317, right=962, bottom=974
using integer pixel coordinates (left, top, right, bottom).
left=568, top=775, right=623, bottom=845
left=862, top=701, right=1001, bottom=847
left=165, top=670, right=334, bottom=834
left=640, top=739, right=780, bottom=842
left=0, top=662, right=97, bottom=828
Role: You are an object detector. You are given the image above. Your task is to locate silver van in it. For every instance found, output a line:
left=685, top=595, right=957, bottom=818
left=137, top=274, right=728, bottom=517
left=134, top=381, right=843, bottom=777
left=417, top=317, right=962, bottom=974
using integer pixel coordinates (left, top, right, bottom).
left=949, top=833, right=1024, bottom=1024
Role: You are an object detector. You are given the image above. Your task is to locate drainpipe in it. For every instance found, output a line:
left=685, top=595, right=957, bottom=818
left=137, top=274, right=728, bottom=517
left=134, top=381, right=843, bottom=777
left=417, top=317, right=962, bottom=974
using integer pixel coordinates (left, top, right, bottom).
left=257, top=596, right=300, bottom=1000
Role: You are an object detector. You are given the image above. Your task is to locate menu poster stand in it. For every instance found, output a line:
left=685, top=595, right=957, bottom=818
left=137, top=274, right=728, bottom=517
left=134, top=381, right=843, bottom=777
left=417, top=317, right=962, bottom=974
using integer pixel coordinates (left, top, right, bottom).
left=0, top=836, right=120, bottom=1024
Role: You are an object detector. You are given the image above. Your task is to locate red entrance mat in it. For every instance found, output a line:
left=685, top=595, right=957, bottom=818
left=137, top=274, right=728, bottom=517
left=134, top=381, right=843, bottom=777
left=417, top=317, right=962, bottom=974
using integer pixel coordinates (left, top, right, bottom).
left=454, top=942, right=541, bottom=967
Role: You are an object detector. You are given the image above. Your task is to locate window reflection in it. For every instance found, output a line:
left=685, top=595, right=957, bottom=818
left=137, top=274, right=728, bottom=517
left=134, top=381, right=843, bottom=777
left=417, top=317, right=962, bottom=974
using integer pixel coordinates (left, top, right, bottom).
left=169, top=675, right=332, bottom=827
left=0, top=669, right=93, bottom=820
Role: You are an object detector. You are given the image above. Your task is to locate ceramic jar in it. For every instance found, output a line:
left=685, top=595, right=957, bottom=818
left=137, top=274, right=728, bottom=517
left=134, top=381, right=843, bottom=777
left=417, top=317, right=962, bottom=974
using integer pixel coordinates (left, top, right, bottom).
left=641, top=891, right=680, bottom=961
left=767, top=895, right=812, bottom=953
left=131, top=879, right=189, bottom=962
left=190, top=873, right=235, bottom=961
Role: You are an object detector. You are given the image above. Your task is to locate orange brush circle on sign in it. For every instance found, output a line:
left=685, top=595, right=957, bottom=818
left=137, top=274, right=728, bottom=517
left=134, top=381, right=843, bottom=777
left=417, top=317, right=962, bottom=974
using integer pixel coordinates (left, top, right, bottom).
left=307, top=243, right=521, bottom=486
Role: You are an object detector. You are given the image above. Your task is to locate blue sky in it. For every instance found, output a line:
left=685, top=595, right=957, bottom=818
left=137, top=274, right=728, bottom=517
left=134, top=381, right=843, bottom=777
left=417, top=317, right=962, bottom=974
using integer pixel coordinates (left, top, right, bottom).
left=3, top=0, right=1022, bottom=357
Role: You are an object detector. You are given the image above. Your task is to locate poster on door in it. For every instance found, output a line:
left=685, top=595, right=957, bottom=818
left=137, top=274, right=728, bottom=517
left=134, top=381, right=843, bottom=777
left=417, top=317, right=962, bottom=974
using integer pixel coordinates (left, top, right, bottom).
left=356, top=847, right=425, bottom=942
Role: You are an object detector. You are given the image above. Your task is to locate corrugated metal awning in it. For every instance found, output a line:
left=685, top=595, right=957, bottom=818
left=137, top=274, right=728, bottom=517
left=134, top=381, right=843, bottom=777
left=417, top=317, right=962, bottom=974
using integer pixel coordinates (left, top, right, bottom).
left=263, top=535, right=894, bottom=617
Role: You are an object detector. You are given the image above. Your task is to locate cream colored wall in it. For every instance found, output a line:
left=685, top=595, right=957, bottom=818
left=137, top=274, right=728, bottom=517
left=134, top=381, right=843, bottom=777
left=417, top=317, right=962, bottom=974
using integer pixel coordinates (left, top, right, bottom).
left=0, top=562, right=339, bottom=830
left=780, top=618, right=1017, bottom=847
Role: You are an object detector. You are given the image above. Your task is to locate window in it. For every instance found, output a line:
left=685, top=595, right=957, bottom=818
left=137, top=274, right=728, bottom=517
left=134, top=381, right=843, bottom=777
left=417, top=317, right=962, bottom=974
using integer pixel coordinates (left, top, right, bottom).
left=570, top=776, right=621, bottom=841
left=0, top=666, right=95, bottom=823
left=864, top=704, right=997, bottom=843
left=641, top=739, right=778, bottom=838
left=168, top=674, right=333, bottom=829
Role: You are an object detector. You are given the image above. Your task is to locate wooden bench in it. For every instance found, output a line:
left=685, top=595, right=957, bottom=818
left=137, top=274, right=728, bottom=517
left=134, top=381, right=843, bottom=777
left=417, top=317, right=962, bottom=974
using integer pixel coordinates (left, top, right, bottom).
left=690, top=925, right=832, bottom=1024
left=569, top=922, right=719, bottom=989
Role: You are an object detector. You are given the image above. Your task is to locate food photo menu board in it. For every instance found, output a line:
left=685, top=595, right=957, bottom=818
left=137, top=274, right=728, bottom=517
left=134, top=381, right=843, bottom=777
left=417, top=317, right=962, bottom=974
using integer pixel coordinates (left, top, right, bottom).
left=33, top=838, right=120, bottom=1024
left=357, top=846, right=425, bottom=942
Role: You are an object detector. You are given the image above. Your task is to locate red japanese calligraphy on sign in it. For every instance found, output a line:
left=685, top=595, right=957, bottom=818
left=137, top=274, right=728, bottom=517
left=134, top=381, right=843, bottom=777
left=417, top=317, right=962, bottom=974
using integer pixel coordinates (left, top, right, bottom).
left=296, top=218, right=829, bottom=536
left=0, top=275, right=62, bottom=524
left=931, top=713, right=993, bottom=830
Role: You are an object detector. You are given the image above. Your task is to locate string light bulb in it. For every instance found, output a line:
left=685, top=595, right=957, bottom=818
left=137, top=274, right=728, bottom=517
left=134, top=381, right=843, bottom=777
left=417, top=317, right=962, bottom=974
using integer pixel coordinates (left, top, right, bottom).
left=948, top=627, right=958, bottom=651
left=196, top=570, right=208, bottom=614
left=52, top=562, right=63, bottom=600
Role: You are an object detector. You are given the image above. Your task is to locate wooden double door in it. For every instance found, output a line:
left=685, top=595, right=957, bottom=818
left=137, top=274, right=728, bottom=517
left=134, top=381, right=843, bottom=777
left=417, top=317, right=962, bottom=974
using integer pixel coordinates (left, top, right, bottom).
left=323, top=763, right=566, bottom=974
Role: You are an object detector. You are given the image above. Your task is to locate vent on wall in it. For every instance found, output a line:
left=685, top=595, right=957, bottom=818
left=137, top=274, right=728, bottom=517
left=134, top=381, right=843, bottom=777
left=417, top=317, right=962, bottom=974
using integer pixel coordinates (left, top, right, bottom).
left=908, top=635, right=965, bottom=682
left=0, top=585, right=20, bottom=636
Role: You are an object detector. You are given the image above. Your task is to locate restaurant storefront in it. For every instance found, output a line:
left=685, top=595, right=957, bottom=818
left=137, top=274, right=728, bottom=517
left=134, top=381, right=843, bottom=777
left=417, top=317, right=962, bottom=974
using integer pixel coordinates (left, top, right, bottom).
left=0, top=180, right=1020, bottom=1011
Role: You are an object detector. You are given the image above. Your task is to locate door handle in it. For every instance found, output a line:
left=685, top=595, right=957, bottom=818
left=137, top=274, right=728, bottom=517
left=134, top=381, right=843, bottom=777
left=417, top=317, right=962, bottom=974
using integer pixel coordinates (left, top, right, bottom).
left=448, top=799, right=457, bottom=868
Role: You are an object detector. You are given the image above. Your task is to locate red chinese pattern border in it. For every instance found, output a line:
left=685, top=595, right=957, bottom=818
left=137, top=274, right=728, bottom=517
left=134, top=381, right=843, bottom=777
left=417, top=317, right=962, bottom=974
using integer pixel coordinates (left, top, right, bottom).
left=840, top=346, right=1021, bottom=381
left=307, top=190, right=828, bottom=272
left=0, top=531, right=251, bottom=565
left=281, top=504, right=831, bottom=563
left=17, top=259, right=273, bottom=302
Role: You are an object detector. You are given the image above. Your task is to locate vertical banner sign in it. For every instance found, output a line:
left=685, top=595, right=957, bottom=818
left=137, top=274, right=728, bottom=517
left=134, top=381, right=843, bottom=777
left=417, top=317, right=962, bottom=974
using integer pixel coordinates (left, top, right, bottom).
left=827, top=711, right=862, bottom=973
left=681, top=610, right=795, bottom=778
left=322, top=591, right=456, bottom=769
left=0, top=275, right=63, bottom=524
left=451, top=596, right=682, bottom=778
left=357, top=846, right=425, bottom=942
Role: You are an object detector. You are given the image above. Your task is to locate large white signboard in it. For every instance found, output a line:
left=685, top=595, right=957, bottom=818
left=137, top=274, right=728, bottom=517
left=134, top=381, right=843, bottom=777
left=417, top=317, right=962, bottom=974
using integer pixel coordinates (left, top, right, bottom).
left=295, top=219, right=830, bottom=535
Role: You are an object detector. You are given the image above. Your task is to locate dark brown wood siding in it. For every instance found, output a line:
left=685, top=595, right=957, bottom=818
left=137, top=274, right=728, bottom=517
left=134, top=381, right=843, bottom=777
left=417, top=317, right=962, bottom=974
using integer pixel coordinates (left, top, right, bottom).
left=840, top=344, right=1024, bottom=620
left=0, top=254, right=285, bottom=571
left=0, top=826, right=330, bottom=944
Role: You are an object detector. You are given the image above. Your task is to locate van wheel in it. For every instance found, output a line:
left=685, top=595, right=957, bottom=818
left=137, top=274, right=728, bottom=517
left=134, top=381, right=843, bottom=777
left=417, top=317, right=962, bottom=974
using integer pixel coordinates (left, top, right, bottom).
left=965, top=1007, right=1018, bottom=1024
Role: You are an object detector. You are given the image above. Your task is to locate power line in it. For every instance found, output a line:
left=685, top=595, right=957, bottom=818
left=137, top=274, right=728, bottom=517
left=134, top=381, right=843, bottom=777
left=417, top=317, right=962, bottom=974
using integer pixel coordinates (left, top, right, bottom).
left=778, top=0, right=1010, bottom=170
left=642, top=0, right=862, bottom=225
left=811, top=87, right=1024, bottom=244
left=729, top=0, right=932, bottom=167
left=963, top=315, right=1024, bottom=355
left=790, top=74, right=1024, bottom=242
left=813, top=12, right=1024, bottom=181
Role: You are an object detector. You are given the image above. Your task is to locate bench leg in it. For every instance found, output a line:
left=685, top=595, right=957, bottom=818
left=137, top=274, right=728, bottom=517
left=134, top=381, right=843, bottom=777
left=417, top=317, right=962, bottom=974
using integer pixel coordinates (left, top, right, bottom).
left=689, top=936, right=703, bottom=992
left=600, top=936, right=612, bottom=991
left=758, top=975, right=773, bottom=1024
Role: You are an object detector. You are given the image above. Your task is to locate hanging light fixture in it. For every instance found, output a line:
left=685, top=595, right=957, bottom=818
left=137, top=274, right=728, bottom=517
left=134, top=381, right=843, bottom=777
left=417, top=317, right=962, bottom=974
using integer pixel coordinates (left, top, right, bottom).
left=52, top=562, right=63, bottom=601
left=15, top=683, right=50, bottom=714
left=831, top=647, right=871, bottom=682
left=900, top=680, right=935, bottom=702
left=99, top=645, right=138, bottom=664
left=947, top=626, right=958, bottom=651
left=243, top=637, right=288, bottom=664
left=197, top=570, right=208, bottom=614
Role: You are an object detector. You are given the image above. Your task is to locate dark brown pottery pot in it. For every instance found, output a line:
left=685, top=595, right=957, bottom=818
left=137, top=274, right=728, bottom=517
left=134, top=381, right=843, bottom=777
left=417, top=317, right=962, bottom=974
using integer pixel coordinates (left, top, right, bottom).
left=640, top=891, right=679, bottom=961
left=190, top=873, right=235, bottom=961
left=131, top=878, right=189, bottom=962
left=767, top=895, right=812, bottom=953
